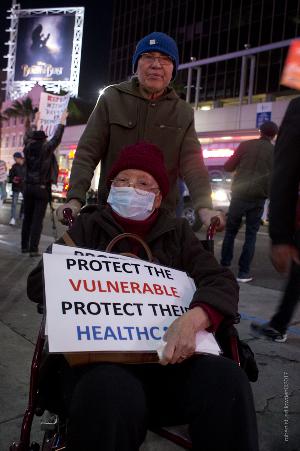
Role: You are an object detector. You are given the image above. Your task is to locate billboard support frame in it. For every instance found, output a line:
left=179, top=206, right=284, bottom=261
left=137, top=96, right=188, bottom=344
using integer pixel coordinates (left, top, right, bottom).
left=3, top=4, right=84, bottom=100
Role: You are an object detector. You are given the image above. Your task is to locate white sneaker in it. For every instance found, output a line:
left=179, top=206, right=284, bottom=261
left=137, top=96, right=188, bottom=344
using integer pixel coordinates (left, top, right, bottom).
left=237, top=272, right=253, bottom=283
left=250, top=322, right=288, bottom=342
left=274, top=333, right=288, bottom=343
left=9, top=217, right=16, bottom=226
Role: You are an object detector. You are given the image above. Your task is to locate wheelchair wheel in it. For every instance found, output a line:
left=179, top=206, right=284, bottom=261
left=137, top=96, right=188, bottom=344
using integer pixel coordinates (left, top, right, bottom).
left=29, top=443, right=40, bottom=451
left=41, top=431, right=55, bottom=450
left=39, top=410, right=66, bottom=450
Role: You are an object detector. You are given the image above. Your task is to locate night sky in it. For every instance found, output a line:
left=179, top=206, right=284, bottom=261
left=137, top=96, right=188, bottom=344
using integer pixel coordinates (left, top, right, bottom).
left=0, top=0, right=114, bottom=103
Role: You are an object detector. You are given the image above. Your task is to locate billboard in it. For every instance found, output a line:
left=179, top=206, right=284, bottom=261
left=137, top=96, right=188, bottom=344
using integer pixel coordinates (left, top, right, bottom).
left=15, top=15, right=75, bottom=83
left=4, top=6, right=84, bottom=100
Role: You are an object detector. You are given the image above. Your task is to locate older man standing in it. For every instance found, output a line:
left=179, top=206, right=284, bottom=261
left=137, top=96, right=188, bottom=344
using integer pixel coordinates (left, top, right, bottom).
left=57, top=32, right=222, bottom=228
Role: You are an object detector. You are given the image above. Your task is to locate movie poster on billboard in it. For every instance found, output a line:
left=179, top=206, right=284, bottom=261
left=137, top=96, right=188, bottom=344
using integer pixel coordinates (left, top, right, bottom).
left=14, top=14, right=75, bottom=83
left=38, top=92, right=70, bottom=138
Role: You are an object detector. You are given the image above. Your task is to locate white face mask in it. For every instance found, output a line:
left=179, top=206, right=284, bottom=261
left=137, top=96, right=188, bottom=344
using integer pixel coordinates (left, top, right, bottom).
left=107, top=186, right=156, bottom=221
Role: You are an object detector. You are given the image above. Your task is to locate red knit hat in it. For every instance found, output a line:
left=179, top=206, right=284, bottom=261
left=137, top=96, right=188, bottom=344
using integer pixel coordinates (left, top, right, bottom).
left=107, top=142, right=169, bottom=198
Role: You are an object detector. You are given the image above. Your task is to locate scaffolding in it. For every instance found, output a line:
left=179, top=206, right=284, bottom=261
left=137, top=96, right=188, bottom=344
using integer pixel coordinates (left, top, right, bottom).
left=180, top=39, right=294, bottom=107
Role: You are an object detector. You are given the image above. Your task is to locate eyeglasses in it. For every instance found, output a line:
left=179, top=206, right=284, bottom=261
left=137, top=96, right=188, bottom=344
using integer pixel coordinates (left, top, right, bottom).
left=140, top=53, right=173, bottom=66
left=111, top=177, right=160, bottom=195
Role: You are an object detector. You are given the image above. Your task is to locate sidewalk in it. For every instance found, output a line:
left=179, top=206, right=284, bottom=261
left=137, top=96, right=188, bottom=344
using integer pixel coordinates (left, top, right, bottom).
left=0, top=224, right=299, bottom=451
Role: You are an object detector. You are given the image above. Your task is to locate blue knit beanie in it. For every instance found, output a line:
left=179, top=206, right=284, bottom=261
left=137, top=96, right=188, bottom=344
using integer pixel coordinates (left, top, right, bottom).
left=132, top=32, right=179, bottom=79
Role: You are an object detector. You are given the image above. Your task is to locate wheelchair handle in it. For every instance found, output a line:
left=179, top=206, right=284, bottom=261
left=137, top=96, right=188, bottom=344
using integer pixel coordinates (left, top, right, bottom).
left=207, top=216, right=221, bottom=241
left=63, top=207, right=74, bottom=227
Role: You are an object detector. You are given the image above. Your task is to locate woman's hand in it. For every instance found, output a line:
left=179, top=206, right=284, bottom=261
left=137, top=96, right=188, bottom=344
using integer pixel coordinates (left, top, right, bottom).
left=160, top=307, right=210, bottom=365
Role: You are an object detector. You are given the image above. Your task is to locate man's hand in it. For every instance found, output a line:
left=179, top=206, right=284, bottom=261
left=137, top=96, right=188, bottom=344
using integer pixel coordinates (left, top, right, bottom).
left=271, top=244, right=300, bottom=273
left=198, top=208, right=225, bottom=231
left=56, top=198, right=81, bottom=224
left=160, top=307, right=210, bottom=365
left=33, top=111, right=40, bottom=127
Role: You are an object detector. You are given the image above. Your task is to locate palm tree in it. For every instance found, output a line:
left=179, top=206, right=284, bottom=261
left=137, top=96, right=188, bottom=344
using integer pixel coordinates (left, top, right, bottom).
left=57, top=89, right=93, bottom=125
left=67, top=97, right=93, bottom=125
left=3, top=97, right=38, bottom=132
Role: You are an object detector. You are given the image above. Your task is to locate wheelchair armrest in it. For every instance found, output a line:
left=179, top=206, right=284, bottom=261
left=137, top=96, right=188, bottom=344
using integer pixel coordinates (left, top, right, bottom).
left=233, top=313, right=241, bottom=324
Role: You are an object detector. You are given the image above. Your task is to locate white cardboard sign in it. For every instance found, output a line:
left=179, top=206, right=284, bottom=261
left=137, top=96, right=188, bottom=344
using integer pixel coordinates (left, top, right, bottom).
left=44, top=247, right=220, bottom=355
left=38, top=92, right=70, bottom=139
left=52, top=243, right=132, bottom=260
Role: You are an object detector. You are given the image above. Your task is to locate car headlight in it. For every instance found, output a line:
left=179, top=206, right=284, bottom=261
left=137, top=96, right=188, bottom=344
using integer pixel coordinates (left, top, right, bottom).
left=211, top=189, right=227, bottom=202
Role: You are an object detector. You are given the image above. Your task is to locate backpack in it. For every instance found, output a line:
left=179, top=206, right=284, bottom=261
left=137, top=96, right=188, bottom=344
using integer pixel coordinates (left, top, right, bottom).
left=24, top=140, right=44, bottom=184
left=49, top=154, right=59, bottom=185
left=24, top=140, right=59, bottom=185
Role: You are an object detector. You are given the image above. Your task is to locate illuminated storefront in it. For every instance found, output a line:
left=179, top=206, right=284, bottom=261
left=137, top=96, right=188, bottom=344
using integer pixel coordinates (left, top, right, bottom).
left=199, top=130, right=260, bottom=168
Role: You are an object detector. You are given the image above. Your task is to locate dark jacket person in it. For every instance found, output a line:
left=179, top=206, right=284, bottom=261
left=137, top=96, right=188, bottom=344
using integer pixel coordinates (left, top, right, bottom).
left=221, top=120, right=278, bottom=282
left=251, top=97, right=300, bottom=342
left=8, top=152, right=25, bottom=225
left=21, top=111, right=67, bottom=256
left=27, top=142, right=258, bottom=451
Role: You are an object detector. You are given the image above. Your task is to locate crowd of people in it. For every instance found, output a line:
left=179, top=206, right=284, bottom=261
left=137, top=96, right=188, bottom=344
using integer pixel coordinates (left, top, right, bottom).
left=1, top=30, right=299, bottom=451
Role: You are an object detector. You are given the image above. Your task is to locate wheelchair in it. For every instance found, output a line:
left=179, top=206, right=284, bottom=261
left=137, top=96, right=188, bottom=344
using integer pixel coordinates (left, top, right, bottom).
left=10, top=211, right=258, bottom=451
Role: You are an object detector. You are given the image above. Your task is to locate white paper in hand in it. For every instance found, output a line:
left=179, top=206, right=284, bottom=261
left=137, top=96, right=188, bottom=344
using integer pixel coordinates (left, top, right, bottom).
left=194, top=330, right=221, bottom=355
left=157, top=330, right=221, bottom=361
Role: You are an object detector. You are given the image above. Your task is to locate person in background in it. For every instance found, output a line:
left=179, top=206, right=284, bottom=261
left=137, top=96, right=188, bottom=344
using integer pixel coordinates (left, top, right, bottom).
left=220, top=121, right=278, bottom=283
left=251, top=98, right=300, bottom=342
left=21, top=110, right=67, bottom=257
left=0, top=159, right=7, bottom=206
left=8, top=152, right=25, bottom=226
left=56, top=31, right=224, bottom=230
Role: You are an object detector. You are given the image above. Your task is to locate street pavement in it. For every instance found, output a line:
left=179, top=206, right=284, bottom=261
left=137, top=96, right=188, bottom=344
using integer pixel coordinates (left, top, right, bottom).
left=0, top=207, right=299, bottom=451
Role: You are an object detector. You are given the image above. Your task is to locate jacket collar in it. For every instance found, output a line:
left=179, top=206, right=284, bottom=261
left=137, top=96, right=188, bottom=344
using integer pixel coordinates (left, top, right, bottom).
left=146, top=209, right=177, bottom=242
left=92, top=206, right=176, bottom=243
left=92, top=206, right=124, bottom=237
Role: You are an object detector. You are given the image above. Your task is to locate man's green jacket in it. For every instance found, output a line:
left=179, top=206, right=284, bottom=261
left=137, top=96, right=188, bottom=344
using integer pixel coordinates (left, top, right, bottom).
left=224, top=137, right=274, bottom=201
left=67, top=78, right=212, bottom=212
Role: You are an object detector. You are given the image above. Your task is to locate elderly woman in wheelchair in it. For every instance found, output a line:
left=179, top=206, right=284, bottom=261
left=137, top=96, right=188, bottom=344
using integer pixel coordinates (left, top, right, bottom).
left=27, top=142, right=259, bottom=451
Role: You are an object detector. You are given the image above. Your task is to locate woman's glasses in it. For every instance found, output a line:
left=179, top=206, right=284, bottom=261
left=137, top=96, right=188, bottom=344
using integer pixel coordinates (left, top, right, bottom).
left=111, top=177, right=160, bottom=195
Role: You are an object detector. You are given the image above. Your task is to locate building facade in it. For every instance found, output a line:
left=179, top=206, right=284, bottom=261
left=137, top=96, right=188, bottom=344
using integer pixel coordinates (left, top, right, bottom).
left=0, top=84, right=42, bottom=166
left=109, top=0, right=300, bottom=101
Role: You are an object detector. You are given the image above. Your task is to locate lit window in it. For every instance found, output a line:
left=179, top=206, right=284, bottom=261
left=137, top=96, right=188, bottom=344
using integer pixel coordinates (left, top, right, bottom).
left=203, top=148, right=234, bottom=158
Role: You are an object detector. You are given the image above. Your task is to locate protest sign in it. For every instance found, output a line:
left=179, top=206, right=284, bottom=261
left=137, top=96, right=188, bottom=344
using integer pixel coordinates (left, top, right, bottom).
left=43, top=249, right=220, bottom=356
left=37, top=92, right=70, bottom=138
left=280, top=39, right=300, bottom=90
left=52, top=243, right=131, bottom=260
